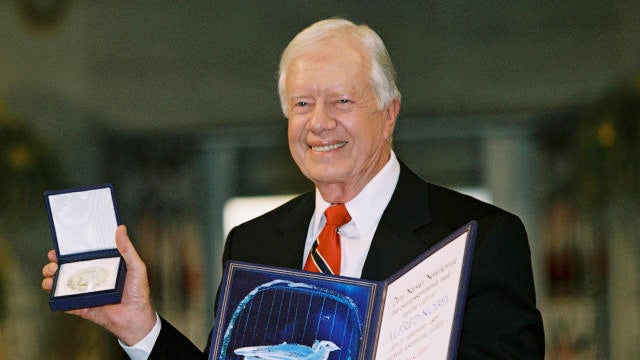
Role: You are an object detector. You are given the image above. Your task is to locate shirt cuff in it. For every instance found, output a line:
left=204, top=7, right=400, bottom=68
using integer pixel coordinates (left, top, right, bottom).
left=119, top=312, right=162, bottom=360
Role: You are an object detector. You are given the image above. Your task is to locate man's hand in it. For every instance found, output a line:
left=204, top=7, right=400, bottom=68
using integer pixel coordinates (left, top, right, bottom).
left=42, top=225, right=157, bottom=346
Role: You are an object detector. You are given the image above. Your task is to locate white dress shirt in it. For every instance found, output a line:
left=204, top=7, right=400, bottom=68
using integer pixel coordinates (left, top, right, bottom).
left=120, top=313, right=161, bottom=359
left=304, top=151, right=400, bottom=278
left=122, top=152, right=400, bottom=359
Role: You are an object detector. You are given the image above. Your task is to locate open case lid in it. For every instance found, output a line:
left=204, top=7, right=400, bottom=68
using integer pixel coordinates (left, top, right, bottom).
left=44, top=184, right=120, bottom=258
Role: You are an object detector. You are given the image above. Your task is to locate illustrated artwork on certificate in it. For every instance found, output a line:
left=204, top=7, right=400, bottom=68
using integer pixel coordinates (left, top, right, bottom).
left=214, top=265, right=377, bottom=360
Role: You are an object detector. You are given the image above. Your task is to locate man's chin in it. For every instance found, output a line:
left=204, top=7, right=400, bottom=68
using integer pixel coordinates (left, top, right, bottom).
left=307, top=169, right=349, bottom=186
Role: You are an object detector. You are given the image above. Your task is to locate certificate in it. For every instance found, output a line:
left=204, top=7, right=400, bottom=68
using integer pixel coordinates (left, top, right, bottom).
left=208, top=221, right=477, bottom=360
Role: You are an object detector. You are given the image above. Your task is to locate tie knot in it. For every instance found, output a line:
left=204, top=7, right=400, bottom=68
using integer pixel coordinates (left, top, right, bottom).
left=324, top=203, right=351, bottom=226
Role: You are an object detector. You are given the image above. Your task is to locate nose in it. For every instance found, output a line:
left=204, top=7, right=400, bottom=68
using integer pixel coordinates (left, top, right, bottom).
left=308, top=102, right=337, bottom=133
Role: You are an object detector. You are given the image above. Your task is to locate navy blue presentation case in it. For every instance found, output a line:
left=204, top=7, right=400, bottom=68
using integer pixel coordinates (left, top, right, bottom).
left=44, top=184, right=126, bottom=312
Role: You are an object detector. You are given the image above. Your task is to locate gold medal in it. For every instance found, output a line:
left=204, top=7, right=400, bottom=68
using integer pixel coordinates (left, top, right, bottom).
left=66, top=266, right=109, bottom=292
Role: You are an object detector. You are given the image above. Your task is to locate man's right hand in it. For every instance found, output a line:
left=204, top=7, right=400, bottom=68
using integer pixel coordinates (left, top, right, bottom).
left=42, top=225, right=157, bottom=346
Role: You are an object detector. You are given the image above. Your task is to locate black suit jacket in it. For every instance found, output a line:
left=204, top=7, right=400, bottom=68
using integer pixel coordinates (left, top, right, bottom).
left=147, top=162, right=544, bottom=359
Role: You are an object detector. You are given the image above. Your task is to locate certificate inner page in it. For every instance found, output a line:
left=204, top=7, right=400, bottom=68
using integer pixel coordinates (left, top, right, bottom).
left=374, top=231, right=468, bottom=360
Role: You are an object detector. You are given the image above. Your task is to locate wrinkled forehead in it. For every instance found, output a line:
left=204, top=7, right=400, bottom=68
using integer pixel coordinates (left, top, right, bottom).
left=285, top=54, right=372, bottom=100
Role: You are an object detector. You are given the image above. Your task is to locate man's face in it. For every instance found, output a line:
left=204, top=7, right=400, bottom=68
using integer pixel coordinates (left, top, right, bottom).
left=284, top=40, right=397, bottom=200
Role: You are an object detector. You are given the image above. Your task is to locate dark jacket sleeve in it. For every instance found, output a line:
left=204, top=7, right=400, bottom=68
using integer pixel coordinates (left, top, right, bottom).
left=145, top=317, right=207, bottom=360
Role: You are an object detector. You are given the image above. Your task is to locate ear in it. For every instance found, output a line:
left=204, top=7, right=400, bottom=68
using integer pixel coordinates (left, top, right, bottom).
left=382, top=97, right=400, bottom=140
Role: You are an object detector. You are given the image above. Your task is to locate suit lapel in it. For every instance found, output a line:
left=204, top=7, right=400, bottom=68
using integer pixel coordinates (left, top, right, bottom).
left=362, top=163, right=433, bottom=281
left=276, top=192, right=315, bottom=269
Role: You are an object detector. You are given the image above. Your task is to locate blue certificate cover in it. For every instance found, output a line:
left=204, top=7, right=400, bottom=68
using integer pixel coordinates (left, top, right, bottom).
left=209, top=221, right=477, bottom=360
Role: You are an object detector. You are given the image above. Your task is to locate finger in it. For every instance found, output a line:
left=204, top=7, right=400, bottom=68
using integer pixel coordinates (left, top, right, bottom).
left=42, top=277, right=53, bottom=292
left=42, top=262, right=58, bottom=278
left=67, top=308, right=90, bottom=319
left=47, top=249, right=58, bottom=263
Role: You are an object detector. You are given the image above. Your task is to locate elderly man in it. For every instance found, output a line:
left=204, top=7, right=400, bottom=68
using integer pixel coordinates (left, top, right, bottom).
left=42, top=18, right=544, bottom=359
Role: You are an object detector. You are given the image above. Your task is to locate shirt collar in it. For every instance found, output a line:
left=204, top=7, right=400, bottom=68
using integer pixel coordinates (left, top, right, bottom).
left=312, top=151, right=400, bottom=238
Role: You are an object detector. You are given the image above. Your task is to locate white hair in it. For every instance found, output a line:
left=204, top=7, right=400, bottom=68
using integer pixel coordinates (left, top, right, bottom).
left=277, top=18, right=401, bottom=116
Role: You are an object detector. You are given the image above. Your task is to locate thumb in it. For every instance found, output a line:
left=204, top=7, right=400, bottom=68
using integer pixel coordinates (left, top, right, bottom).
left=115, top=225, right=142, bottom=268
left=115, top=225, right=151, bottom=295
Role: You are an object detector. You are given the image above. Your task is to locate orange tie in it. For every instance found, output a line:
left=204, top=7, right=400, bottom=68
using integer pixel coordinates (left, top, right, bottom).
left=304, top=203, right=351, bottom=275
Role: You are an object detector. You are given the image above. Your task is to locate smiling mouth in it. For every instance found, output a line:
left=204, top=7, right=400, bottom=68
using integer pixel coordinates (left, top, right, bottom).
left=311, top=141, right=348, bottom=152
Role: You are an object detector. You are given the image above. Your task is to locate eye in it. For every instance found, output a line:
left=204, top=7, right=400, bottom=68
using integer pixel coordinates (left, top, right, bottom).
left=291, top=100, right=313, bottom=114
left=335, top=98, right=354, bottom=110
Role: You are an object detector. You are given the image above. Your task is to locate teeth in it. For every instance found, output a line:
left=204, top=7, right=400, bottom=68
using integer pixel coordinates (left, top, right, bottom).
left=311, top=142, right=347, bottom=152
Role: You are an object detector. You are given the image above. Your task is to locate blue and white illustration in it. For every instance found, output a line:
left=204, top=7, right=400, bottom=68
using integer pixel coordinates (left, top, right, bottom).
left=217, top=275, right=372, bottom=360
left=234, top=339, right=340, bottom=360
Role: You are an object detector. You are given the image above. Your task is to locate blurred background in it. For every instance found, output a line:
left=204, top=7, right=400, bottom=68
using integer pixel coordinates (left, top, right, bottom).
left=1, top=1, right=639, bottom=358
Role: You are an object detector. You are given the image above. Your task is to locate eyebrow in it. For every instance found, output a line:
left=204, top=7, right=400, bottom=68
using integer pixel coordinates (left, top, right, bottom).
left=288, top=95, right=313, bottom=103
